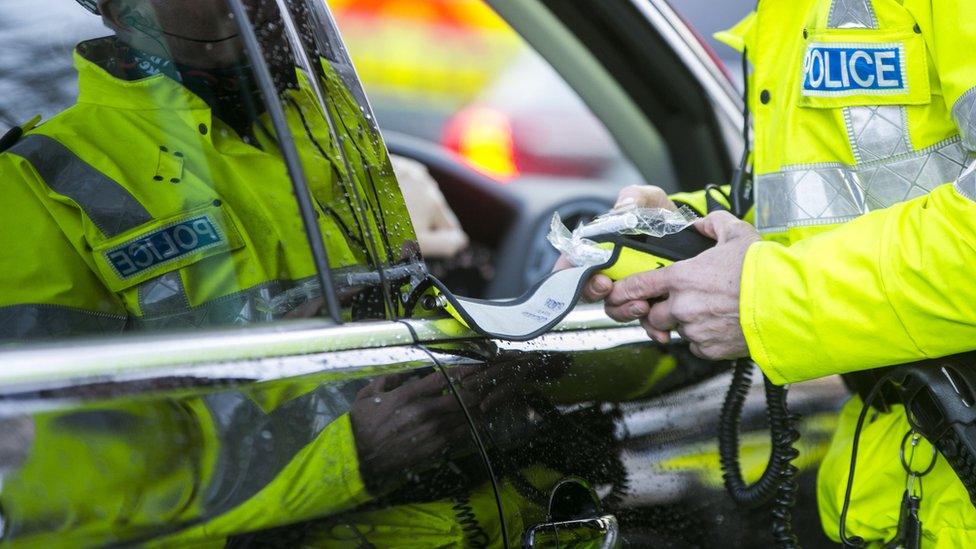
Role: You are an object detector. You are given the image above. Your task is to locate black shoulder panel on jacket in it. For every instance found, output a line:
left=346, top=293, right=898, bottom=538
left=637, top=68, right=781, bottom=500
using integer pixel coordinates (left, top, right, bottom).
left=0, top=126, right=24, bottom=154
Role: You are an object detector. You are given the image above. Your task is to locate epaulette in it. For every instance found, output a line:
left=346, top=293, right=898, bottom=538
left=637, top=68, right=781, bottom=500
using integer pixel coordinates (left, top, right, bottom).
left=0, top=115, right=42, bottom=153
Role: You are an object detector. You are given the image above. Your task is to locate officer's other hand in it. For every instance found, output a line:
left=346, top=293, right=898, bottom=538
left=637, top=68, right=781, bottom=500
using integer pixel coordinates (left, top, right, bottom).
left=350, top=371, right=473, bottom=489
left=553, top=185, right=678, bottom=303
left=604, top=211, right=759, bottom=360
left=611, top=184, right=678, bottom=213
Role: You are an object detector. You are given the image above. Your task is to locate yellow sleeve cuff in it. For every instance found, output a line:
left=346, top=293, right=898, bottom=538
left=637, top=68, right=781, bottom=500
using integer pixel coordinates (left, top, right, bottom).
left=670, top=187, right=728, bottom=216
left=739, top=184, right=976, bottom=385
left=739, top=240, right=786, bottom=384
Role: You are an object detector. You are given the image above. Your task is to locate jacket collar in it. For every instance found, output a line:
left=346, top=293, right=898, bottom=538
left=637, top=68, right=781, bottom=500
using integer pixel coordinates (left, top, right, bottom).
left=75, top=37, right=209, bottom=112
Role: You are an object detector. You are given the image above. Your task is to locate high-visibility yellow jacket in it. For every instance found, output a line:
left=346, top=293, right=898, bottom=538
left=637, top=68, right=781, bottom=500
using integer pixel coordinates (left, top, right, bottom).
left=711, top=0, right=976, bottom=545
left=0, top=37, right=403, bottom=339
left=1, top=395, right=373, bottom=547
left=1, top=377, right=533, bottom=547
left=0, top=38, right=515, bottom=547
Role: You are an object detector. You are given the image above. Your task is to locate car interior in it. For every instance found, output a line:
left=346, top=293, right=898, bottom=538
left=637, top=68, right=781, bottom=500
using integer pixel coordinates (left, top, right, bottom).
left=379, top=0, right=739, bottom=299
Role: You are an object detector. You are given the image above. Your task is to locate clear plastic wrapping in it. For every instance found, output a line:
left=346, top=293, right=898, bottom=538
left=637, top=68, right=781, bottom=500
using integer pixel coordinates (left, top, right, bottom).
left=548, top=205, right=699, bottom=267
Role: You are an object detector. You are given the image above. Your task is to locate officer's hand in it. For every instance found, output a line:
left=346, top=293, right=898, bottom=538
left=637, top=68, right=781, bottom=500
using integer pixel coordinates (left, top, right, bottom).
left=604, top=211, right=759, bottom=360
left=554, top=185, right=678, bottom=303
left=350, top=371, right=474, bottom=488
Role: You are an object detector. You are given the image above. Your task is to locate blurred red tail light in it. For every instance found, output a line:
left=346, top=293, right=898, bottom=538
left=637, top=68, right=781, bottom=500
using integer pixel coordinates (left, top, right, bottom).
left=442, top=105, right=520, bottom=181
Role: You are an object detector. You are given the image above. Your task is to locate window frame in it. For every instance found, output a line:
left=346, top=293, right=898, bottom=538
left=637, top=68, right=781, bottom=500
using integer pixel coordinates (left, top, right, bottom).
left=0, top=0, right=435, bottom=385
left=257, top=0, right=428, bottom=321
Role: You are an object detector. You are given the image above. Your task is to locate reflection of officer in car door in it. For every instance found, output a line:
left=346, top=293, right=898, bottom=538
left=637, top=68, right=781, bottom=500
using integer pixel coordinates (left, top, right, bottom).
left=0, top=0, right=375, bottom=338
left=0, top=0, right=478, bottom=546
left=0, top=372, right=486, bottom=546
left=576, top=1, right=976, bottom=545
left=304, top=356, right=614, bottom=548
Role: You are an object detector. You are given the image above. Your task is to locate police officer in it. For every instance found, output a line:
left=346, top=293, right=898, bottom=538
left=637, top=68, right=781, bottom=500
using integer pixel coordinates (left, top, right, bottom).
left=581, top=0, right=976, bottom=544
left=0, top=1, right=504, bottom=546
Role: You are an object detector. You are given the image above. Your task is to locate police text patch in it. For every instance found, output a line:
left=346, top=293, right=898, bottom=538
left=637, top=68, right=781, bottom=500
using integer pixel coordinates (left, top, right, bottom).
left=105, top=215, right=224, bottom=278
left=802, top=43, right=906, bottom=97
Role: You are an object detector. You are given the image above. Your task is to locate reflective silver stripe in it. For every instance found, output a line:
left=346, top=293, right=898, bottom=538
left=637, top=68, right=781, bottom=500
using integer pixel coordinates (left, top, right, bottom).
left=0, top=304, right=127, bottom=341
left=954, top=160, right=976, bottom=201
left=134, top=276, right=320, bottom=329
left=952, top=86, right=976, bottom=151
left=201, top=384, right=346, bottom=515
left=0, top=416, right=33, bottom=471
left=843, top=105, right=912, bottom=163
left=825, top=0, right=912, bottom=165
left=953, top=79, right=976, bottom=201
left=756, top=139, right=972, bottom=233
left=137, top=272, right=189, bottom=318
left=828, top=0, right=877, bottom=29
left=7, top=134, right=151, bottom=238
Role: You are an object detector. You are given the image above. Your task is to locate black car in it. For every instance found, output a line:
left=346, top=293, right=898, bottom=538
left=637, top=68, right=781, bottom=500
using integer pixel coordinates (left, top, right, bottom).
left=0, top=0, right=846, bottom=546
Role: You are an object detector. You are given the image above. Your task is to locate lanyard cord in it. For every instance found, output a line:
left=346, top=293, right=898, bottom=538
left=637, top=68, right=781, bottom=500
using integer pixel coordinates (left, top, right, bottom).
left=838, top=379, right=889, bottom=548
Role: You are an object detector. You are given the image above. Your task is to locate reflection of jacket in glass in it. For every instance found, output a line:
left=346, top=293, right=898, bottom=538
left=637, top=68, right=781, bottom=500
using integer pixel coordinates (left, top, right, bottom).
left=0, top=36, right=394, bottom=338
left=0, top=37, right=501, bottom=547
left=1, top=385, right=370, bottom=546
left=1, top=371, right=547, bottom=547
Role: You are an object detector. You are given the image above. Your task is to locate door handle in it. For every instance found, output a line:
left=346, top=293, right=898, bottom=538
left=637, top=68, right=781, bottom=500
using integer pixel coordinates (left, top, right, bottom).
left=522, top=514, right=620, bottom=549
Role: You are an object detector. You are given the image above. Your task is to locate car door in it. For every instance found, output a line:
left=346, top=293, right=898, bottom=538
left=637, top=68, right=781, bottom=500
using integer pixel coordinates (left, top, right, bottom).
left=393, top=0, right=850, bottom=546
left=409, top=307, right=848, bottom=546
left=0, top=1, right=501, bottom=546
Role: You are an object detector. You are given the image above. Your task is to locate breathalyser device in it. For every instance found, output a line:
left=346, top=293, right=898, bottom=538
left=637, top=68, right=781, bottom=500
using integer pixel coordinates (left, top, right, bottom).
left=424, top=206, right=714, bottom=341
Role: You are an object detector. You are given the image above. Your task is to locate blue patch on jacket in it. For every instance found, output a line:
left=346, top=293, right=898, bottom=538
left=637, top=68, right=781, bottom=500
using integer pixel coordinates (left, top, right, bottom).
left=802, top=44, right=905, bottom=95
left=106, top=216, right=222, bottom=278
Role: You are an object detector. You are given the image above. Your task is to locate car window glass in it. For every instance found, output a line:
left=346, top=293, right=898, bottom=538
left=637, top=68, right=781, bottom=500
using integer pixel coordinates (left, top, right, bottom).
left=0, top=0, right=398, bottom=346
left=251, top=0, right=426, bottom=320
left=328, top=0, right=645, bottom=186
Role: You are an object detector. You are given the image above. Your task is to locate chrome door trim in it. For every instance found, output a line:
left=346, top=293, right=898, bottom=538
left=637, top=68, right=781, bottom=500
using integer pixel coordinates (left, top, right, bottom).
left=403, top=303, right=637, bottom=344
left=0, top=303, right=633, bottom=393
left=0, top=345, right=438, bottom=416
left=523, top=514, right=620, bottom=549
left=550, top=303, right=636, bottom=332
left=0, top=319, right=413, bottom=389
left=634, top=0, right=745, bottom=156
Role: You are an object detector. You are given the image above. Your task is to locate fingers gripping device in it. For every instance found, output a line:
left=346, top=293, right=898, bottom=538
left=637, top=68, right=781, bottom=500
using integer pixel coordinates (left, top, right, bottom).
left=416, top=202, right=803, bottom=548
left=421, top=210, right=714, bottom=342
left=413, top=201, right=805, bottom=548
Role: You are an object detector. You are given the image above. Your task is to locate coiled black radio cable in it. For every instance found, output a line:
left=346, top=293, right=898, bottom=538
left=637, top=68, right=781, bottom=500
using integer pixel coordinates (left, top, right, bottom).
left=719, top=360, right=802, bottom=548
left=452, top=495, right=491, bottom=548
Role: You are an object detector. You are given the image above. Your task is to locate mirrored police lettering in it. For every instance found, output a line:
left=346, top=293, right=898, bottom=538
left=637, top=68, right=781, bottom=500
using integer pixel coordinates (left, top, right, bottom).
left=107, top=216, right=223, bottom=278
left=803, top=45, right=904, bottom=92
